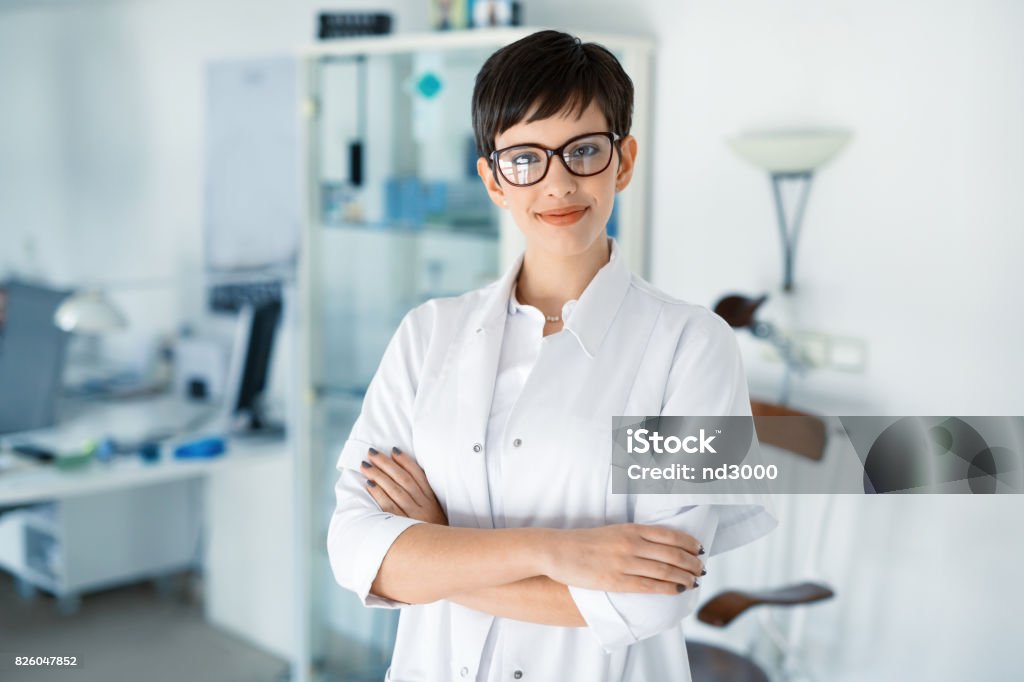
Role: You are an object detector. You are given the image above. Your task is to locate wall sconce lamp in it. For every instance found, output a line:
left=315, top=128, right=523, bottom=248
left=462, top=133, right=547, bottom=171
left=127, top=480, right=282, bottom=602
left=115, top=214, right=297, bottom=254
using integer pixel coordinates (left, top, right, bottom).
left=728, top=130, right=851, bottom=292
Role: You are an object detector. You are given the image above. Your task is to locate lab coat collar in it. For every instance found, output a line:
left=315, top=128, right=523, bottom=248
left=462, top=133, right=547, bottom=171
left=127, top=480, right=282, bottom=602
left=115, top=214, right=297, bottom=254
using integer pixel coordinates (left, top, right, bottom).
left=471, top=236, right=631, bottom=359
left=454, top=236, right=628, bottom=530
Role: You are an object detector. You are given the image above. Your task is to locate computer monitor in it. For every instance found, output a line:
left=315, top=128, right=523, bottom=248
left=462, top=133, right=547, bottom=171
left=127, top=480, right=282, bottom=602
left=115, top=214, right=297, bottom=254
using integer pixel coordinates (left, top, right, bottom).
left=0, top=281, right=72, bottom=435
left=222, top=299, right=283, bottom=436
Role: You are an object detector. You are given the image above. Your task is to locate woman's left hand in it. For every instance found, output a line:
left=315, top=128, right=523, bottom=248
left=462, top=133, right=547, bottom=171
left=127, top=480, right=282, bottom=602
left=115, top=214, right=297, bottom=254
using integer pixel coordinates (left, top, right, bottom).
left=361, top=447, right=448, bottom=526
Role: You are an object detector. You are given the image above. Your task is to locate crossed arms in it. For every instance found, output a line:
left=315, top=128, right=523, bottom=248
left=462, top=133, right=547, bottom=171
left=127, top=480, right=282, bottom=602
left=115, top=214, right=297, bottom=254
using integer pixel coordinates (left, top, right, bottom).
left=328, top=445, right=716, bottom=648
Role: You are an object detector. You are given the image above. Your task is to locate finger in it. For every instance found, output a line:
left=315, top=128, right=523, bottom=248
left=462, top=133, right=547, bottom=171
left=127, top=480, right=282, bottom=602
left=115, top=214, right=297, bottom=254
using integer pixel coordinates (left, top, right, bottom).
left=365, top=479, right=401, bottom=515
left=616, top=574, right=691, bottom=596
left=367, top=449, right=425, bottom=502
left=634, top=541, right=705, bottom=577
left=635, top=524, right=704, bottom=557
left=391, top=447, right=436, bottom=500
left=624, top=557, right=701, bottom=589
left=363, top=452, right=420, bottom=512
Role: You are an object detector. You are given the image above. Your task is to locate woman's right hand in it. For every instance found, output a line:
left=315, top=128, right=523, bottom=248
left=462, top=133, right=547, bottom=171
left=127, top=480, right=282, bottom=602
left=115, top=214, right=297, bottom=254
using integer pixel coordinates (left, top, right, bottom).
left=361, top=446, right=448, bottom=526
left=542, top=524, right=706, bottom=595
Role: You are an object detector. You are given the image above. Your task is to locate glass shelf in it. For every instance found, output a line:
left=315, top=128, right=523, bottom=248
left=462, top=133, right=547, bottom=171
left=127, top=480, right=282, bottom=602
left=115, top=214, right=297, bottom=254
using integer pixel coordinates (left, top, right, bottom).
left=316, top=219, right=498, bottom=237
left=301, top=41, right=504, bottom=682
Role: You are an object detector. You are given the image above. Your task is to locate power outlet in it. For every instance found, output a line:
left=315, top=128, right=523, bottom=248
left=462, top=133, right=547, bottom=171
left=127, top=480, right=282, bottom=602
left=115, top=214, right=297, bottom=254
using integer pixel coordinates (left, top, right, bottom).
left=792, top=331, right=829, bottom=368
left=758, top=329, right=868, bottom=373
left=828, top=335, right=869, bottom=373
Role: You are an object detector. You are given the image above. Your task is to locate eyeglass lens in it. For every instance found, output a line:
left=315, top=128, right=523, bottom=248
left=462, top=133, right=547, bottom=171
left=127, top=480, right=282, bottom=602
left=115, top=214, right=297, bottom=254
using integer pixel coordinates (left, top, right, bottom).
left=496, top=134, right=614, bottom=186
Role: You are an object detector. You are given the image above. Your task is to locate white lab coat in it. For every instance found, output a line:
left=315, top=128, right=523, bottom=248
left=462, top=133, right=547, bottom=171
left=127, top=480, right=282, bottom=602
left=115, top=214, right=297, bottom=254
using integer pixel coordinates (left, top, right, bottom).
left=328, top=236, right=778, bottom=681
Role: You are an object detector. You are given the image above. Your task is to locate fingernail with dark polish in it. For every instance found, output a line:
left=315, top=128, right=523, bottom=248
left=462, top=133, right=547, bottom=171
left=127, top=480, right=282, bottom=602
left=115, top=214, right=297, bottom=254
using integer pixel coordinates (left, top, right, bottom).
left=361, top=460, right=372, bottom=469
left=698, top=544, right=705, bottom=555
left=676, top=584, right=687, bottom=592
left=368, top=447, right=379, bottom=455
left=693, top=580, right=701, bottom=589
left=700, top=568, right=707, bottom=576
left=366, top=480, right=377, bottom=488
left=392, top=447, right=402, bottom=455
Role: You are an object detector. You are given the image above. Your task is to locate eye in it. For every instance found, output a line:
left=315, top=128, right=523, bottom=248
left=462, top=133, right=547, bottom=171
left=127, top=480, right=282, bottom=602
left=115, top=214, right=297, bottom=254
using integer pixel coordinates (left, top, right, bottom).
left=510, top=151, right=542, bottom=165
left=568, top=143, right=600, bottom=158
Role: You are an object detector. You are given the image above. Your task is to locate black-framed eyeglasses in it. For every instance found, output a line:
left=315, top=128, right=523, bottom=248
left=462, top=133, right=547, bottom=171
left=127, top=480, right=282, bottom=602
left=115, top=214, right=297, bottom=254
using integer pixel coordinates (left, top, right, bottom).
left=489, top=131, right=622, bottom=187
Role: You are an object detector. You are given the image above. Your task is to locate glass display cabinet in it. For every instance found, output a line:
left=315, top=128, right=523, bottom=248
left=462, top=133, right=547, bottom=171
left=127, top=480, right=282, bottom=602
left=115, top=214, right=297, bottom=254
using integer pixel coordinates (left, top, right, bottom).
left=294, top=28, right=653, bottom=681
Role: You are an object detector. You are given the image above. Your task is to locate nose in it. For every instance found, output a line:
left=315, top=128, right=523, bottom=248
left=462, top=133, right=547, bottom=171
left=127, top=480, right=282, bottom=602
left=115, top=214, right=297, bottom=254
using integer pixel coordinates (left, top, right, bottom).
left=541, top=156, right=578, bottom=198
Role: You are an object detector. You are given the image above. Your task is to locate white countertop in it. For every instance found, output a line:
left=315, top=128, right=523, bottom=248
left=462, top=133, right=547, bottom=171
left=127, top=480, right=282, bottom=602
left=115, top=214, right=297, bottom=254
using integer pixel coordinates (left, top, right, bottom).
left=0, top=395, right=288, bottom=506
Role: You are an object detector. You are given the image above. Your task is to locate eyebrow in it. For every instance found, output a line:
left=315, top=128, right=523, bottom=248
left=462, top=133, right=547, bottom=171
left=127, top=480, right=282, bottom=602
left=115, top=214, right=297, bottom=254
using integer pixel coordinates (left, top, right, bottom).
left=494, top=130, right=606, bottom=152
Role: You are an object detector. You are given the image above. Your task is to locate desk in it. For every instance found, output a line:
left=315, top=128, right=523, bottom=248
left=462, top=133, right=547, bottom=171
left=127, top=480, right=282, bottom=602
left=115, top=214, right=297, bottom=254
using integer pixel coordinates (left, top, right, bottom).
left=0, top=395, right=297, bottom=662
left=0, top=396, right=284, bottom=505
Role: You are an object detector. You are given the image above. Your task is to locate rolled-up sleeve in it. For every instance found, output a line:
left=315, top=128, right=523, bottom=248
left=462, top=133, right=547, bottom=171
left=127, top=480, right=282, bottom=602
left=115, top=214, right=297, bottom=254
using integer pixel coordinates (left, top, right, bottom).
left=569, top=505, right=720, bottom=650
left=326, top=305, right=432, bottom=608
left=571, top=308, right=778, bottom=650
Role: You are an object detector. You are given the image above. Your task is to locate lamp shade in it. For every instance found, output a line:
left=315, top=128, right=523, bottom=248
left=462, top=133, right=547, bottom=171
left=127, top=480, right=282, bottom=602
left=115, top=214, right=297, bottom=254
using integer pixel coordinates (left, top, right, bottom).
left=728, top=130, right=851, bottom=174
left=54, top=290, right=128, bottom=334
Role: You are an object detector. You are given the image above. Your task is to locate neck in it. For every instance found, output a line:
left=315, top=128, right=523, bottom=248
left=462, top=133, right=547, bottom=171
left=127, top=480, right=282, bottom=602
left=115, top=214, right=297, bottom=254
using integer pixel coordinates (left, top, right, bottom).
left=516, top=237, right=611, bottom=318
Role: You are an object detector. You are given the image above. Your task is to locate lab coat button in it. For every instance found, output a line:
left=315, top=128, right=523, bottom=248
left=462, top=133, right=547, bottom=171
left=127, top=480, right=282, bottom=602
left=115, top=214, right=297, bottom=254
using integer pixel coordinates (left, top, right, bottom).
left=460, top=667, right=469, bottom=677
left=513, top=671, right=523, bottom=679
left=473, top=443, right=483, bottom=453
left=512, top=438, right=522, bottom=448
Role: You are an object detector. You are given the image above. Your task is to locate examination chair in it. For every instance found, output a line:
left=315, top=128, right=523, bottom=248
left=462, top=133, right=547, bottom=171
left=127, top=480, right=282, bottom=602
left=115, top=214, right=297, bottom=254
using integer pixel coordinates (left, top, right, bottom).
left=685, top=399, right=836, bottom=682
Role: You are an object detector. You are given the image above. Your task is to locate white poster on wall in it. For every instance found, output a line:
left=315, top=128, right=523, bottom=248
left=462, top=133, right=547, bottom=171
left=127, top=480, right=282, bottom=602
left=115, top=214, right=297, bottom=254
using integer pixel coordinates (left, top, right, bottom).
left=203, top=57, right=300, bottom=272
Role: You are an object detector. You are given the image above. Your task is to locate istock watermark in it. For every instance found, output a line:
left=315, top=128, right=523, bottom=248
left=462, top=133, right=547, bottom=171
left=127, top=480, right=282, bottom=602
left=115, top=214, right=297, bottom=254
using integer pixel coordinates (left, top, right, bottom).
left=626, top=427, right=719, bottom=454
left=610, top=416, right=1024, bottom=495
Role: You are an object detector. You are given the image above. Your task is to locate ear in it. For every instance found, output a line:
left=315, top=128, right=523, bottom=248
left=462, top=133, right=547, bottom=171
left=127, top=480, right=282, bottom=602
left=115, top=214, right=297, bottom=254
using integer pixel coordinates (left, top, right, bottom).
left=613, top=135, right=639, bottom=193
left=477, top=156, right=507, bottom=208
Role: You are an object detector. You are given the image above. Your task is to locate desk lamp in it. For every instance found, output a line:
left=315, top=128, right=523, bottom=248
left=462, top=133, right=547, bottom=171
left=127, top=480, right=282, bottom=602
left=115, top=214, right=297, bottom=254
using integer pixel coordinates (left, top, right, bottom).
left=728, top=130, right=851, bottom=292
left=53, top=290, right=127, bottom=334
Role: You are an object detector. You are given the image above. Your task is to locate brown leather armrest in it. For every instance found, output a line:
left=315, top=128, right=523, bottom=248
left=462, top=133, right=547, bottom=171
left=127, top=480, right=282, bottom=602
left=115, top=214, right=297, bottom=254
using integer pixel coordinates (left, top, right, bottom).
left=697, top=581, right=835, bottom=627
left=750, top=399, right=828, bottom=461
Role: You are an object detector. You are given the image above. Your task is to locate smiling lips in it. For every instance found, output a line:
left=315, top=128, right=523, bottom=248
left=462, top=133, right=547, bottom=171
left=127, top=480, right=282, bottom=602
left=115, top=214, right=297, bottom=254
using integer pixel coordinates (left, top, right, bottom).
left=537, top=206, right=589, bottom=226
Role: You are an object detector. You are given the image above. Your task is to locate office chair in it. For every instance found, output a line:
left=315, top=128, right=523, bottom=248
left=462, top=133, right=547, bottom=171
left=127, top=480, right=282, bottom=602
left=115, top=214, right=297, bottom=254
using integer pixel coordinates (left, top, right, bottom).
left=686, top=399, right=836, bottom=682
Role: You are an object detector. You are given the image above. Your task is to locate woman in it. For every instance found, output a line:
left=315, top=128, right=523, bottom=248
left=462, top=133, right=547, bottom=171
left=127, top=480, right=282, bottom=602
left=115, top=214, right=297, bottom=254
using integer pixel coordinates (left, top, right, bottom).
left=328, top=30, right=777, bottom=682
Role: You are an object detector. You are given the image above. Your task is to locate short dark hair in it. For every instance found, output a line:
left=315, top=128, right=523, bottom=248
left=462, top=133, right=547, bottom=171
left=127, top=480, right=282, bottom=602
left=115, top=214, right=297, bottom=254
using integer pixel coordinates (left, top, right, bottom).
left=472, top=30, right=634, bottom=159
